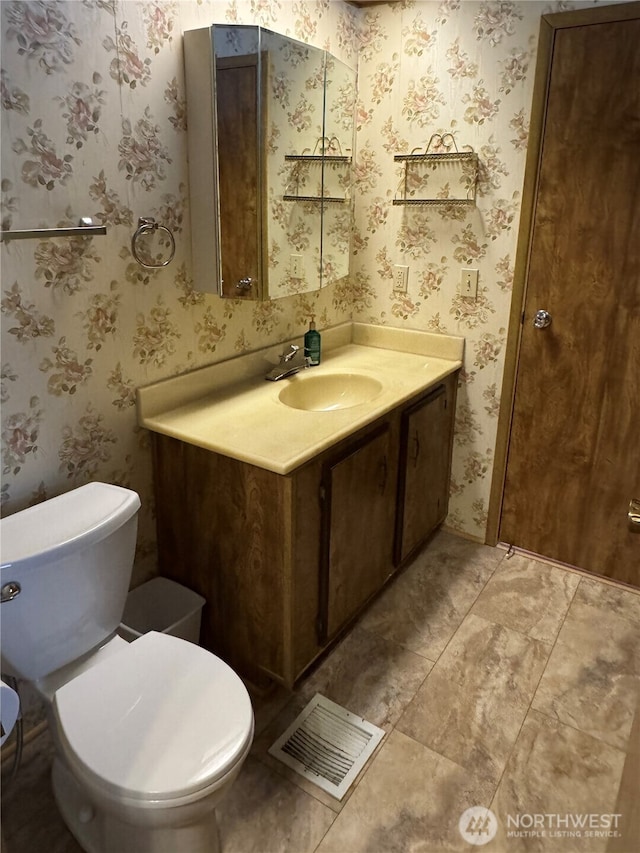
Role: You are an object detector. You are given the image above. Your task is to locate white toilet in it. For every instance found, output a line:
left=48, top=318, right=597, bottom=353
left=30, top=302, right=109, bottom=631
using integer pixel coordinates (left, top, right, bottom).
left=0, top=482, right=254, bottom=853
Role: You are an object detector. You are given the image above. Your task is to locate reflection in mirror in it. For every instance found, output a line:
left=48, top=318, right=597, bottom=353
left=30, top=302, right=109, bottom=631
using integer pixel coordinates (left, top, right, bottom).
left=184, top=25, right=356, bottom=300
left=213, top=26, right=263, bottom=299
left=320, top=53, right=356, bottom=289
left=263, top=29, right=325, bottom=299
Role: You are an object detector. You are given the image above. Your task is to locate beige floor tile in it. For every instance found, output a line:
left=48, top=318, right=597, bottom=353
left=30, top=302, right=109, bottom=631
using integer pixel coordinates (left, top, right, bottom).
left=397, top=613, right=551, bottom=787
left=296, top=624, right=434, bottom=729
left=575, top=577, right=640, bottom=625
left=315, top=729, right=496, bottom=853
left=471, top=554, right=580, bottom=643
left=358, top=531, right=502, bottom=661
left=252, top=624, right=433, bottom=811
left=217, top=755, right=335, bottom=853
left=532, top=580, right=640, bottom=751
left=1, top=728, right=82, bottom=853
left=607, top=697, right=640, bottom=853
left=4, top=534, right=636, bottom=853
left=248, top=680, right=294, bottom=737
left=488, top=709, right=627, bottom=853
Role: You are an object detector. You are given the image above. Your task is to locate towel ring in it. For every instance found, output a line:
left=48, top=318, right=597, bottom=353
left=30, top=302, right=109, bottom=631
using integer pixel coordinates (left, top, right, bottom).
left=131, top=217, right=175, bottom=269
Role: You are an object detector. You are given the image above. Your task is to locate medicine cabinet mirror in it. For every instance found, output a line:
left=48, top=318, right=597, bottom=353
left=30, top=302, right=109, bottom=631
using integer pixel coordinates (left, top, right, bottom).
left=184, top=25, right=356, bottom=300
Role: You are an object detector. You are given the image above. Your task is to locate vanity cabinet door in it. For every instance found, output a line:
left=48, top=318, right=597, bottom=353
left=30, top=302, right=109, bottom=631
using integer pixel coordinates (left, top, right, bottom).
left=395, top=378, right=457, bottom=565
left=319, top=424, right=397, bottom=641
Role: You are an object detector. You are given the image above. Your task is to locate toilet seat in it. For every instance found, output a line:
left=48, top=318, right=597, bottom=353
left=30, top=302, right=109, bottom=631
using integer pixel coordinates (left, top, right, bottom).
left=53, top=632, right=254, bottom=804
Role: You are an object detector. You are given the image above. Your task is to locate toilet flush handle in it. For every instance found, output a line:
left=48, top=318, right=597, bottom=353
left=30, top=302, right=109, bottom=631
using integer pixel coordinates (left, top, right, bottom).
left=1, top=582, right=21, bottom=603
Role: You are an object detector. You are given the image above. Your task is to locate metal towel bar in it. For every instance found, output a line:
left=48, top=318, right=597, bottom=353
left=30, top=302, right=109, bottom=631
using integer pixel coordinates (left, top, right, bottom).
left=0, top=217, right=106, bottom=243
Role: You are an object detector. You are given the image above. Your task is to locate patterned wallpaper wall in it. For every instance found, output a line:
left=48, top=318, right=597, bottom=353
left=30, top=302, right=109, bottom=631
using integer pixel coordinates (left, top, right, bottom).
left=349, top=0, right=604, bottom=539
left=0, top=0, right=359, bottom=583
left=263, top=29, right=355, bottom=295
left=1, top=1, right=605, bottom=574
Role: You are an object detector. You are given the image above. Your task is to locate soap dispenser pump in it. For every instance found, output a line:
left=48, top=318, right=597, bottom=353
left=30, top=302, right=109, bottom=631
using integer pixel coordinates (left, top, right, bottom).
left=304, top=319, right=321, bottom=366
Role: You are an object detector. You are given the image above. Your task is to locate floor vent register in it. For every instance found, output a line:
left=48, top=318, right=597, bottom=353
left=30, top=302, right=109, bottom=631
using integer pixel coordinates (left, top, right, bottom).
left=268, top=694, right=385, bottom=800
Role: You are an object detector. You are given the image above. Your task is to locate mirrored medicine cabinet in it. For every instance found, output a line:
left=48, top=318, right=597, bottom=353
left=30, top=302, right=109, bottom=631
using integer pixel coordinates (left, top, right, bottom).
left=184, top=24, right=357, bottom=301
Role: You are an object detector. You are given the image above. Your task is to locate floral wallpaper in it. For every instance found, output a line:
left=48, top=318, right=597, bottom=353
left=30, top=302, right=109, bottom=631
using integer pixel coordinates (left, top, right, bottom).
left=348, top=0, right=606, bottom=539
left=266, top=38, right=356, bottom=296
left=1, top=0, right=609, bottom=578
left=0, top=0, right=359, bottom=583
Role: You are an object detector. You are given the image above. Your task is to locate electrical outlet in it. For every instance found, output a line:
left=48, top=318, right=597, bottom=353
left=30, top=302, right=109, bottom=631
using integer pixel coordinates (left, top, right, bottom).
left=459, top=268, right=478, bottom=298
left=393, top=264, right=409, bottom=293
left=291, top=254, right=303, bottom=278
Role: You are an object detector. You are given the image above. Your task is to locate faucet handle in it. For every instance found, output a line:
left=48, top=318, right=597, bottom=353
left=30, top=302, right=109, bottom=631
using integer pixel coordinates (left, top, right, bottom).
left=281, top=344, right=299, bottom=363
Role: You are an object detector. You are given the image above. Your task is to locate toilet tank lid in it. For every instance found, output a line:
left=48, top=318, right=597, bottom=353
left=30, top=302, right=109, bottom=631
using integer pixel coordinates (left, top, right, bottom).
left=0, top=483, right=140, bottom=569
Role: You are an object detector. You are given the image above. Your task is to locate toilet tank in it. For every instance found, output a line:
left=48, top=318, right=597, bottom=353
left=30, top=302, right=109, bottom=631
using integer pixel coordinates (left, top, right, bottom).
left=0, top=483, right=140, bottom=681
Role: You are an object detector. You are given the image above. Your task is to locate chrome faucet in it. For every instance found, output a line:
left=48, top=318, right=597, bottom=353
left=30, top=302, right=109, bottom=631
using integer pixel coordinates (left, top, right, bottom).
left=265, top=344, right=311, bottom=381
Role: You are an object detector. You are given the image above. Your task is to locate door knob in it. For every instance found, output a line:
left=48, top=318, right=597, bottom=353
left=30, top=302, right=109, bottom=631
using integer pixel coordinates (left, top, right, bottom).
left=533, top=309, right=552, bottom=329
left=629, top=499, right=640, bottom=532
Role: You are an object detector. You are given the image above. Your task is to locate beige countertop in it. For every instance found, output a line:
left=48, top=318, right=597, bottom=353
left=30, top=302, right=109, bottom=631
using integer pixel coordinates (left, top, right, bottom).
left=137, top=322, right=463, bottom=475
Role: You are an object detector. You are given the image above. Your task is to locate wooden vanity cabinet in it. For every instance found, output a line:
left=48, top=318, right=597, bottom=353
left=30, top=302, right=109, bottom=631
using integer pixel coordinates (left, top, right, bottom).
left=150, top=371, right=457, bottom=689
left=395, top=380, right=457, bottom=565
left=318, top=422, right=398, bottom=644
left=152, top=435, right=304, bottom=687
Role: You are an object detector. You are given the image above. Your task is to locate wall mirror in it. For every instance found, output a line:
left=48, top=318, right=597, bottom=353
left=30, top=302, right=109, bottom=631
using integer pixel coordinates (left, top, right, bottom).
left=184, top=25, right=356, bottom=300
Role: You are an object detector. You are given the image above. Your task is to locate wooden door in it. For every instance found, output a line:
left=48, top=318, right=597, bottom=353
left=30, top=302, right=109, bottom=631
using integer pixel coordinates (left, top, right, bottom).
left=499, top=8, right=640, bottom=586
left=216, top=55, right=262, bottom=299
left=319, top=425, right=396, bottom=641
left=395, top=380, right=455, bottom=565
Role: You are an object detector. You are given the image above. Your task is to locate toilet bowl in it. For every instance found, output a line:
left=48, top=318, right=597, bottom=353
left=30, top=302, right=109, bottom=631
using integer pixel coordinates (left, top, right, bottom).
left=50, top=632, right=253, bottom=853
left=0, top=483, right=254, bottom=853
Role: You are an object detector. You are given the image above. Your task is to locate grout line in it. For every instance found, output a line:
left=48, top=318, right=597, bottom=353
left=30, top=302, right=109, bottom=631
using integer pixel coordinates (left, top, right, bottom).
left=487, top=573, right=583, bottom=806
left=526, top=705, right=629, bottom=756
left=423, top=554, right=504, bottom=672
left=525, top=575, right=638, bottom=755
left=354, top=620, right=438, bottom=667
left=392, top=548, right=545, bottom=808
left=418, top=546, right=582, bottom=811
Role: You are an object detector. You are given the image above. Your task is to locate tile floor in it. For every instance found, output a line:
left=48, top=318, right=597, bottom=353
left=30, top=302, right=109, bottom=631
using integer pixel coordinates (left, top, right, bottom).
left=2, top=531, right=639, bottom=853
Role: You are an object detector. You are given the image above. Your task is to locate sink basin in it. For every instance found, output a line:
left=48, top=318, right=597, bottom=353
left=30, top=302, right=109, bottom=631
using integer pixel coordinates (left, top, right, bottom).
left=278, top=372, right=383, bottom=412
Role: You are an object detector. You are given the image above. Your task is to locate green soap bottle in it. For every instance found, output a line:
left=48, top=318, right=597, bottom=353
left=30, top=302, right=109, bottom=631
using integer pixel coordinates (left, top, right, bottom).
left=304, top=319, right=321, bottom=366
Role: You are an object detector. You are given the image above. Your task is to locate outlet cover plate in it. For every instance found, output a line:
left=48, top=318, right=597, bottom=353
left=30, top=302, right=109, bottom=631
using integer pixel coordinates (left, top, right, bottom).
left=291, top=254, right=303, bottom=279
left=393, top=265, right=409, bottom=293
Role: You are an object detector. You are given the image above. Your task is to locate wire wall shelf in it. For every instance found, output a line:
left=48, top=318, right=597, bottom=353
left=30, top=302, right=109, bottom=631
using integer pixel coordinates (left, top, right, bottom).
left=283, top=136, right=352, bottom=203
left=393, top=133, right=478, bottom=206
